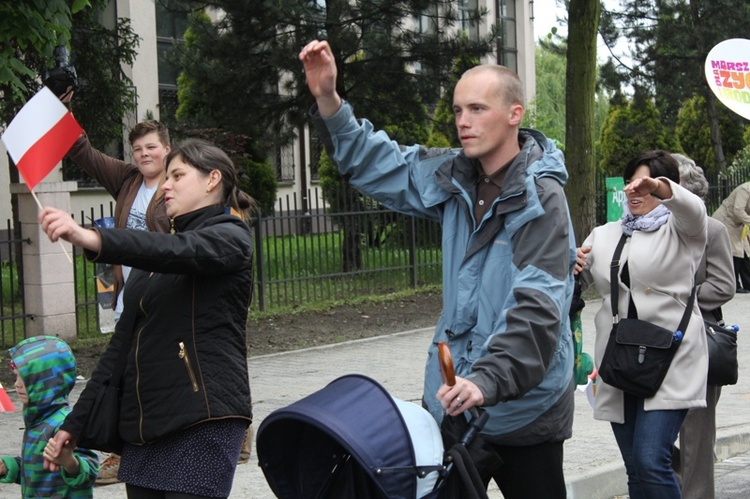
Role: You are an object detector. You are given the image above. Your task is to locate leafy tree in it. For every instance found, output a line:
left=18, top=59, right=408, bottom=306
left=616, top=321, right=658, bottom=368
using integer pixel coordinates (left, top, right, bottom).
left=0, top=0, right=89, bottom=119
left=0, top=0, right=139, bottom=181
left=1, top=0, right=83, bottom=301
left=65, top=3, right=140, bottom=181
left=675, top=95, right=747, bottom=172
left=173, top=126, right=279, bottom=216
left=172, top=0, right=496, bottom=271
left=174, top=0, right=495, bottom=153
left=527, top=39, right=567, bottom=144
left=598, top=88, right=676, bottom=177
left=599, top=0, right=750, bottom=171
left=565, top=0, right=600, bottom=244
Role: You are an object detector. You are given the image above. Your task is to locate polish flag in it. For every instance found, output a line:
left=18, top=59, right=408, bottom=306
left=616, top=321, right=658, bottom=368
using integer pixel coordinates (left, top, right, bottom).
left=1, top=86, right=82, bottom=191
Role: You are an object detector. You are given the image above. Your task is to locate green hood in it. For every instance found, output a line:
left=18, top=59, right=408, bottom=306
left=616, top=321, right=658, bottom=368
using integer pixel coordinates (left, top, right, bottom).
left=9, top=336, right=76, bottom=427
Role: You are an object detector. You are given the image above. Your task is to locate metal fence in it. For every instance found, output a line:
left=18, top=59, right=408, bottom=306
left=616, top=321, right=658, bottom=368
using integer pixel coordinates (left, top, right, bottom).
left=70, top=203, right=116, bottom=341
left=0, top=220, right=31, bottom=347
left=252, top=189, right=442, bottom=311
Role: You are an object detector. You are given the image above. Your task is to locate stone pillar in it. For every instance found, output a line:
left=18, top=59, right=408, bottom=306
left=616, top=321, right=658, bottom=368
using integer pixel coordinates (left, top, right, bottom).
left=9, top=180, right=79, bottom=342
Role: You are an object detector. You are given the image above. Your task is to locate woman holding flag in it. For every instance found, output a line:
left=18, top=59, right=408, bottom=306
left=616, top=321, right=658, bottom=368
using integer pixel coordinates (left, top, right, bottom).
left=39, top=138, right=256, bottom=499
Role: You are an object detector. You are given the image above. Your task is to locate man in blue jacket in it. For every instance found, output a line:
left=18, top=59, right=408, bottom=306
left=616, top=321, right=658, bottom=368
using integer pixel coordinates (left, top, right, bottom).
left=300, top=40, right=576, bottom=498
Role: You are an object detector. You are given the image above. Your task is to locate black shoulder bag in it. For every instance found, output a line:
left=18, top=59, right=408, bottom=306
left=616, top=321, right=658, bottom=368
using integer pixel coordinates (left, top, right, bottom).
left=76, top=313, right=134, bottom=454
left=704, top=309, right=739, bottom=386
left=599, top=234, right=696, bottom=398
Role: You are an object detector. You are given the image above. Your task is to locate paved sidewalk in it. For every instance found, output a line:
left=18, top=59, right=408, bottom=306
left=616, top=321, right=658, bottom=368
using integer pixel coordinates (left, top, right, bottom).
left=1, top=294, right=749, bottom=498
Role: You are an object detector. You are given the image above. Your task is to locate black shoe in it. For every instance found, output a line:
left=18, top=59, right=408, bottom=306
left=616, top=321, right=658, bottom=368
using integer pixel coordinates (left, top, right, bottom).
left=736, top=288, right=750, bottom=294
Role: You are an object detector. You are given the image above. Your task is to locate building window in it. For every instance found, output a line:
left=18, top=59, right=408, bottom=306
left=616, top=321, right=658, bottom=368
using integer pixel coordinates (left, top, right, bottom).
left=458, top=0, right=480, bottom=41
left=413, top=5, right=438, bottom=74
left=496, top=0, right=518, bottom=72
left=274, top=144, right=296, bottom=183
left=156, top=1, right=190, bottom=124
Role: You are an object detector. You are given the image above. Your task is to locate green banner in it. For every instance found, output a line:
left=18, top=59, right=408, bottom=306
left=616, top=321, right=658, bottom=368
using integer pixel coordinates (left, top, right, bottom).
left=606, top=177, right=625, bottom=222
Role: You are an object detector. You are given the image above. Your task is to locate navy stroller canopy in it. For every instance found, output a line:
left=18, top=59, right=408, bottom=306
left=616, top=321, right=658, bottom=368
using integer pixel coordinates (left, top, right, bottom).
left=257, top=374, right=445, bottom=499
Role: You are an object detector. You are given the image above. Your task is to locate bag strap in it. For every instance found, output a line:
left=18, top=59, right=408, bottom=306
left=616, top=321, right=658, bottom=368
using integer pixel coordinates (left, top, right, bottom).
left=609, top=234, right=629, bottom=321
left=609, top=233, right=697, bottom=334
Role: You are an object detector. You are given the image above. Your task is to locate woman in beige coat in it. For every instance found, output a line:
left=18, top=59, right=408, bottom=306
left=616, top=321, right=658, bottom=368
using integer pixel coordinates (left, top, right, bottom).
left=712, top=181, right=750, bottom=292
left=575, top=150, right=707, bottom=498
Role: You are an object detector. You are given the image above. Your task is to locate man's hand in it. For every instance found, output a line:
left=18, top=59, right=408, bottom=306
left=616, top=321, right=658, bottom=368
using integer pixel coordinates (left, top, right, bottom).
left=299, top=40, right=342, bottom=117
left=437, top=376, right=484, bottom=416
left=574, top=246, right=591, bottom=275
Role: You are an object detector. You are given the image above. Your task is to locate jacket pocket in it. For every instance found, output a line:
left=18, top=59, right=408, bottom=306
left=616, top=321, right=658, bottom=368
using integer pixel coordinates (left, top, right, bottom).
left=178, top=341, right=199, bottom=392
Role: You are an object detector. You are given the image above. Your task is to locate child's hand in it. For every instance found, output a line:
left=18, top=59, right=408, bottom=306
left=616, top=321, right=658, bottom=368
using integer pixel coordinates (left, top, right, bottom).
left=43, top=430, right=74, bottom=472
left=43, top=438, right=79, bottom=476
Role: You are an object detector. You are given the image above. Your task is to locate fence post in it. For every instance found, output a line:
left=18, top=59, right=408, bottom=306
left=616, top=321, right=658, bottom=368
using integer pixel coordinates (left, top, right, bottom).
left=9, top=180, right=79, bottom=342
left=409, top=216, right=417, bottom=288
left=253, top=212, right=266, bottom=312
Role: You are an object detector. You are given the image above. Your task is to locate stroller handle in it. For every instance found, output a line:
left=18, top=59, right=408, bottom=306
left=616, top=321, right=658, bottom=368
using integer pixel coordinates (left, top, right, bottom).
left=438, top=342, right=456, bottom=386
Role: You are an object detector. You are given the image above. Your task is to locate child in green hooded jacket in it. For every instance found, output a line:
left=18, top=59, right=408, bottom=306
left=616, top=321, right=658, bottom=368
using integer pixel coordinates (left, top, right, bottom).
left=0, top=336, right=98, bottom=498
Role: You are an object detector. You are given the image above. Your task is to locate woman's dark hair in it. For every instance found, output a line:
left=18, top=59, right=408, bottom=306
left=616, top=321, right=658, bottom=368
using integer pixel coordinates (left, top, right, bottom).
left=623, top=150, right=680, bottom=184
left=166, top=138, right=257, bottom=219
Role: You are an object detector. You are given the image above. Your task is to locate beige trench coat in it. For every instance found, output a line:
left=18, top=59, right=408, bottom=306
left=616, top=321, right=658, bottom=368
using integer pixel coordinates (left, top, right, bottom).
left=712, top=181, right=750, bottom=258
left=580, top=179, right=708, bottom=424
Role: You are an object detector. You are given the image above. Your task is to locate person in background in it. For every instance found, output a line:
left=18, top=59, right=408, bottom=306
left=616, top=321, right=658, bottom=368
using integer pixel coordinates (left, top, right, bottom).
left=66, top=118, right=172, bottom=321
left=300, top=40, right=576, bottom=498
left=575, top=150, right=707, bottom=498
left=0, top=336, right=99, bottom=498
left=41, top=138, right=256, bottom=499
left=672, top=153, right=735, bottom=499
left=712, top=181, right=750, bottom=293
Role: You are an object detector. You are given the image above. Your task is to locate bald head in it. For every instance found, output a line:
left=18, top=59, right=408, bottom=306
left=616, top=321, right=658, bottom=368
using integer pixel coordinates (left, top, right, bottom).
left=460, top=65, right=525, bottom=109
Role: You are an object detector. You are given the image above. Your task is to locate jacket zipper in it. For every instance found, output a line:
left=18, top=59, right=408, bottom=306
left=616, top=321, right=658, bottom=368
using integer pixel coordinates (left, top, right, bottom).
left=179, top=341, right=200, bottom=392
left=135, top=272, right=154, bottom=443
left=135, top=323, right=145, bottom=443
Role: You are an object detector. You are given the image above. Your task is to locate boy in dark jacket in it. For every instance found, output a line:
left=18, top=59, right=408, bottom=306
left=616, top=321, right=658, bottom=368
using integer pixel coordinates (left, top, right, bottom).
left=0, top=336, right=98, bottom=498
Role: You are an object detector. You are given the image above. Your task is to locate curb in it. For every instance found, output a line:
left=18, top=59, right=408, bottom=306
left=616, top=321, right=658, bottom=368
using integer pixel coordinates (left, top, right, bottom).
left=566, top=427, right=750, bottom=499
left=566, top=459, right=627, bottom=499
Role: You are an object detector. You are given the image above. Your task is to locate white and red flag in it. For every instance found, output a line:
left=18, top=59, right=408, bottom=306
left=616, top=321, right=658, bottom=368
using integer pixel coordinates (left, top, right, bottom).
left=1, top=86, right=82, bottom=190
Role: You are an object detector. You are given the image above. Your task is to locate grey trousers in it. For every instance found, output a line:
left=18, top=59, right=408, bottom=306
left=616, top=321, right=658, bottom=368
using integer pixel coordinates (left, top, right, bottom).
left=673, top=385, right=722, bottom=499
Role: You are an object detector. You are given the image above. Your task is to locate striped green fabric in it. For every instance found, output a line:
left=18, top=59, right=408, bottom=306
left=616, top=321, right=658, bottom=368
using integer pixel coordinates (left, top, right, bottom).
left=1, top=336, right=98, bottom=498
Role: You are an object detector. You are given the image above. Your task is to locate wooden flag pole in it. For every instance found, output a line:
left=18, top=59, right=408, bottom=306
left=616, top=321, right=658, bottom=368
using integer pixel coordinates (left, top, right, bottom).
left=30, top=189, right=73, bottom=264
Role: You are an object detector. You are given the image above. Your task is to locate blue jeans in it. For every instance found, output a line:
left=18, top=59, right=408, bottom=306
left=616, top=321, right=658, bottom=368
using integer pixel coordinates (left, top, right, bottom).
left=611, top=393, right=687, bottom=499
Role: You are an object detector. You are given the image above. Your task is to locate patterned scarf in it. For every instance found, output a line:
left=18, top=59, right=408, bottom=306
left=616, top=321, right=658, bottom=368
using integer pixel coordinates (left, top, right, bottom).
left=621, top=202, right=671, bottom=236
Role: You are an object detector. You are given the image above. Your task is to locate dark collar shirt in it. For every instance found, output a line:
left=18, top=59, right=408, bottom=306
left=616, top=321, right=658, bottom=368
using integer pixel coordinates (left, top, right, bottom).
left=474, top=158, right=512, bottom=223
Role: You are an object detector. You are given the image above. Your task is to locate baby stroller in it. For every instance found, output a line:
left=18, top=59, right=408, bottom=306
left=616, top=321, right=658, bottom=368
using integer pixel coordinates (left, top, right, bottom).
left=256, top=344, right=494, bottom=499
